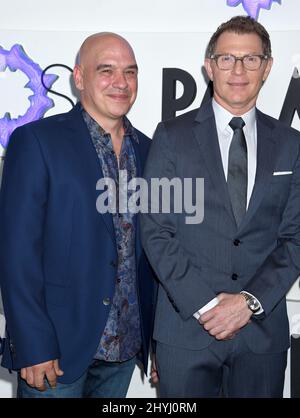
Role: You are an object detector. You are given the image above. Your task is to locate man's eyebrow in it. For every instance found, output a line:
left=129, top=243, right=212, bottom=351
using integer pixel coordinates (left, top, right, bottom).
left=126, top=64, right=138, bottom=71
left=96, top=64, right=113, bottom=71
left=96, top=64, right=138, bottom=71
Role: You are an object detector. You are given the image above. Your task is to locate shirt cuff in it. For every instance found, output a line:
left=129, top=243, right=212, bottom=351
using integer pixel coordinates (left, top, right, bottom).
left=193, top=297, right=219, bottom=320
left=0, top=314, right=6, bottom=338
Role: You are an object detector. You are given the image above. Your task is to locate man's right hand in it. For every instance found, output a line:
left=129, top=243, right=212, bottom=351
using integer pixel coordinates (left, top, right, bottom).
left=150, top=354, right=159, bottom=384
left=20, top=359, right=64, bottom=391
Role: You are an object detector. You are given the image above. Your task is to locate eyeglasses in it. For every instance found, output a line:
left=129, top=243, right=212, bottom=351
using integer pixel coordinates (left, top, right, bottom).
left=210, top=54, right=269, bottom=71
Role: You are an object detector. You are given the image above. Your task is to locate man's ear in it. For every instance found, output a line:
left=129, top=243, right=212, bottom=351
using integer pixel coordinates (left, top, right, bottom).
left=204, top=58, right=214, bottom=82
left=262, top=57, right=273, bottom=82
left=73, top=65, right=84, bottom=91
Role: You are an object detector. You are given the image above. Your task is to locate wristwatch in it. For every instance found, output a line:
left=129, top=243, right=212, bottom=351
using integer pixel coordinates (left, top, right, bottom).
left=240, top=291, right=261, bottom=313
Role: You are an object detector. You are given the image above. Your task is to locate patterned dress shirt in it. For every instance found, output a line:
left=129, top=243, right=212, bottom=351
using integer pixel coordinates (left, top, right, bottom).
left=82, top=107, right=141, bottom=362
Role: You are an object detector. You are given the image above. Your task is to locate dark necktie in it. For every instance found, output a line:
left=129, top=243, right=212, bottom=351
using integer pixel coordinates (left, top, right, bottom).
left=227, top=117, right=247, bottom=226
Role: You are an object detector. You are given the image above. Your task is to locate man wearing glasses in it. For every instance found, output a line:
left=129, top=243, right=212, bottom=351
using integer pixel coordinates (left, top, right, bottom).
left=142, top=16, right=300, bottom=397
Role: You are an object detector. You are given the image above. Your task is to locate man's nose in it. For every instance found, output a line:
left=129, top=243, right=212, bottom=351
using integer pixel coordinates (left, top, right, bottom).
left=231, top=59, right=246, bottom=75
left=113, top=70, right=128, bottom=89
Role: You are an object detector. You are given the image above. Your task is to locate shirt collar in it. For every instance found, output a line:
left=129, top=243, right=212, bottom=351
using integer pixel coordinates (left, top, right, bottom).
left=212, top=98, right=256, bottom=136
left=79, top=102, right=139, bottom=144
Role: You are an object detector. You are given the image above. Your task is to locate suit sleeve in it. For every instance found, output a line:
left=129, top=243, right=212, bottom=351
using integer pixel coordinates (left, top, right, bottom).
left=0, top=126, right=60, bottom=369
left=245, top=142, right=300, bottom=316
left=141, top=123, right=216, bottom=320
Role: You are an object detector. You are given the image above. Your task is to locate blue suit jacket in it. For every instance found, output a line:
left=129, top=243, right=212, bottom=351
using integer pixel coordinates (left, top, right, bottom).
left=0, top=104, right=156, bottom=383
left=141, top=99, right=300, bottom=354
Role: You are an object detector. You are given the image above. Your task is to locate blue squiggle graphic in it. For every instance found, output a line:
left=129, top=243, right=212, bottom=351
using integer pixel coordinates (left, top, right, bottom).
left=227, top=0, right=281, bottom=20
left=0, top=44, right=57, bottom=148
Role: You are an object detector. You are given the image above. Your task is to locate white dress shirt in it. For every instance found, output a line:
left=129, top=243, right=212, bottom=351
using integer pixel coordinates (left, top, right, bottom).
left=212, top=98, right=257, bottom=207
left=193, top=99, right=263, bottom=319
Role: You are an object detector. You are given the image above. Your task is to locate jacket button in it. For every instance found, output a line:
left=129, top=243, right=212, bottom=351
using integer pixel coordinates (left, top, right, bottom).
left=231, top=273, right=238, bottom=280
left=110, top=260, right=117, bottom=268
left=9, top=342, right=16, bottom=354
left=233, top=239, right=240, bottom=246
left=103, top=297, right=111, bottom=306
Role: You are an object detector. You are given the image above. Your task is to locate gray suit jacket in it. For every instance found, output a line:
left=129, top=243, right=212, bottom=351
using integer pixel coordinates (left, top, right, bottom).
left=141, top=100, right=300, bottom=354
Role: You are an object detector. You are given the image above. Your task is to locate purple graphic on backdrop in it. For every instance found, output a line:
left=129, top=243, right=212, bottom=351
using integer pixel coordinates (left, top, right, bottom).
left=227, top=0, right=281, bottom=20
left=0, top=44, right=57, bottom=148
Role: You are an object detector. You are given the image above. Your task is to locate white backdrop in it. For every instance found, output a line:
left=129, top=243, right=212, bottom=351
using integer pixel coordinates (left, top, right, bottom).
left=0, top=0, right=300, bottom=398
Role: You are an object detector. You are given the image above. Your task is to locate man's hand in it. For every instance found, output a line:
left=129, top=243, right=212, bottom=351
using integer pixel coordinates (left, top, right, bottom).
left=20, top=359, right=64, bottom=391
left=199, top=293, right=252, bottom=340
left=150, top=354, right=159, bottom=385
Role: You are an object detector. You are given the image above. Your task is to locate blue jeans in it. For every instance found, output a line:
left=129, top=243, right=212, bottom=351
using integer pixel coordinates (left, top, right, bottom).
left=17, top=357, right=136, bottom=398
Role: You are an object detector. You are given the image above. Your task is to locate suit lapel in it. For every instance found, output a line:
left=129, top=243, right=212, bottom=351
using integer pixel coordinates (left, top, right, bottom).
left=239, top=110, right=276, bottom=230
left=193, top=101, right=236, bottom=223
left=65, top=104, right=116, bottom=245
left=192, top=102, right=277, bottom=230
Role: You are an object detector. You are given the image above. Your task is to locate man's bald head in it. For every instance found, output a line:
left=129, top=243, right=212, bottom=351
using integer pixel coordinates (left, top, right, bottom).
left=78, top=32, right=136, bottom=68
left=73, top=31, right=138, bottom=129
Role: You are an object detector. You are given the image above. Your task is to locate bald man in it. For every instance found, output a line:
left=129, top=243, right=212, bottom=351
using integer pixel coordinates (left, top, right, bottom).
left=0, top=33, right=156, bottom=398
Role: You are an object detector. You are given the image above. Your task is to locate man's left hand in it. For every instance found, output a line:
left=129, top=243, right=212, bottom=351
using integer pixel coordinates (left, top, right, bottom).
left=199, top=293, right=252, bottom=340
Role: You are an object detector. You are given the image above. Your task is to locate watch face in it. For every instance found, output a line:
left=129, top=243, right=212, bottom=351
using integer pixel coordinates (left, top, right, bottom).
left=241, top=292, right=260, bottom=313
left=249, top=299, right=260, bottom=312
